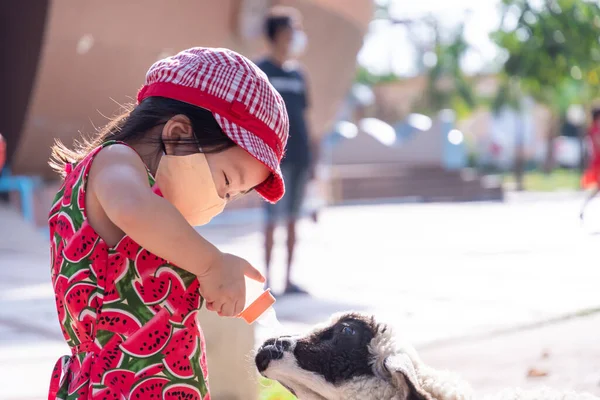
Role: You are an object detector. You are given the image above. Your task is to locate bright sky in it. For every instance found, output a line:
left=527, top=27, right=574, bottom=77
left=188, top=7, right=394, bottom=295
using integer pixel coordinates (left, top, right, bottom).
left=358, top=0, right=503, bottom=76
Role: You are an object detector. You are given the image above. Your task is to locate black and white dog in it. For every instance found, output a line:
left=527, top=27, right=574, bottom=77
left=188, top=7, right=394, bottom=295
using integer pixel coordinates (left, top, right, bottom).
left=255, top=312, right=599, bottom=400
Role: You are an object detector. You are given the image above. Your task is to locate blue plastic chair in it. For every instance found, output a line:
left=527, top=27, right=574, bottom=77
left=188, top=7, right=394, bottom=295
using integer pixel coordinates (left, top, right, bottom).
left=0, top=166, right=43, bottom=224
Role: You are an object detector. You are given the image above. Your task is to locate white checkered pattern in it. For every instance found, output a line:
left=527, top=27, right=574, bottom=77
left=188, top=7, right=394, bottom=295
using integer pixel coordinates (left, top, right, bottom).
left=138, top=47, right=289, bottom=203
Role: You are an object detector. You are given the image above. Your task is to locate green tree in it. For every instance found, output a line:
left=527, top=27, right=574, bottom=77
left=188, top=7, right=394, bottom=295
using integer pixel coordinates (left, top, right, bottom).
left=423, top=21, right=476, bottom=119
left=491, top=0, right=600, bottom=173
left=361, top=2, right=477, bottom=120
left=355, top=65, right=399, bottom=86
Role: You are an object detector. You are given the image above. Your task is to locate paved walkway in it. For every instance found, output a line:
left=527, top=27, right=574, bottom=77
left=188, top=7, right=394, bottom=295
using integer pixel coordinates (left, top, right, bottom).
left=1, top=193, right=600, bottom=398
left=420, top=313, right=600, bottom=397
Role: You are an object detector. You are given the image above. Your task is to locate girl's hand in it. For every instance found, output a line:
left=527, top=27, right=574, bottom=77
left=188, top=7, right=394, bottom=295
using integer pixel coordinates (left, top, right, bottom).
left=199, top=253, right=265, bottom=317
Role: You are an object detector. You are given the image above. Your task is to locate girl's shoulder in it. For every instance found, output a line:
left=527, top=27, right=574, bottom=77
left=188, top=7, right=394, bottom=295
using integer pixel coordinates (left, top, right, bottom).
left=72, top=140, right=133, bottom=169
left=87, top=141, right=155, bottom=187
left=93, top=141, right=143, bottom=164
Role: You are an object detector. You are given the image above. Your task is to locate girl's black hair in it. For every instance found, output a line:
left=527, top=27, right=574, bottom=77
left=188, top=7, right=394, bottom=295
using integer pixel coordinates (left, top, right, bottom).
left=592, top=107, right=600, bottom=122
left=49, top=96, right=235, bottom=177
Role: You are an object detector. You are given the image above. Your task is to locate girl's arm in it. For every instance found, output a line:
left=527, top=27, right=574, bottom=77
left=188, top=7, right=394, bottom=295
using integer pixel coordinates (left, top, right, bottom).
left=88, top=144, right=221, bottom=276
left=89, top=144, right=263, bottom=317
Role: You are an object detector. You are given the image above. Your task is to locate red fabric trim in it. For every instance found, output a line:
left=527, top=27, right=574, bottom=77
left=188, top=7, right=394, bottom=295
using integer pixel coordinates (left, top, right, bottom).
left=138, top=83, right=283, bottom=159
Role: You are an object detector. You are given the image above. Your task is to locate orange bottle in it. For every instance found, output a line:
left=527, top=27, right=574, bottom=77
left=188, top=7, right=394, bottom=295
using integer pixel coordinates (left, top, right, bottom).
left=238, top=278, right=278, bottom=327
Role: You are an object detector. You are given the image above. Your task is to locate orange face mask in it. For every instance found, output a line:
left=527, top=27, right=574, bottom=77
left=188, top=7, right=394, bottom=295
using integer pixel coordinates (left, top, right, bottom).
left=155, top=153, right=226, bottom=226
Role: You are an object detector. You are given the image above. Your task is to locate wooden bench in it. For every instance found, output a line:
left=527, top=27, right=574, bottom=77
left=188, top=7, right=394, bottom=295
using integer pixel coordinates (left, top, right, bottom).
left=329, top=163, right=503, bottom=204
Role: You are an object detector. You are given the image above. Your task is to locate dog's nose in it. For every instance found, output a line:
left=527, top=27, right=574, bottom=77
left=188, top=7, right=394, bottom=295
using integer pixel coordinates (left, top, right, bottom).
left=255, top=344, right=283, bottom=372
left=255, top=337, right=294, bottom=372
left=261, top=336, right=294, bottom=350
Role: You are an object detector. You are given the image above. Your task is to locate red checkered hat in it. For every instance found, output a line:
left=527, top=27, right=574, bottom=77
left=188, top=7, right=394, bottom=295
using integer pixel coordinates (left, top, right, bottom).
left=137, top=47, right=289, bottom=203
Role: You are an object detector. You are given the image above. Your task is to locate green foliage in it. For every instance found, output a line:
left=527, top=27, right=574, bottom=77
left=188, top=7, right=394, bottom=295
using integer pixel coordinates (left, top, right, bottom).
left=361, top=0, right=600, bottom=121
left=356, top=3, right=477, bottom=120
left=355, top=65, right=400, bottom=85
left=503, top=168, right=581, bottom=191
left=425, top=23, right=476, bottom=116
left=492, top=0, right=600, bottom=114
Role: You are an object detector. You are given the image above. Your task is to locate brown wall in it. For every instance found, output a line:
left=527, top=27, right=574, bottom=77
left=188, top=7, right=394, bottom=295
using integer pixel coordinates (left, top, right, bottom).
left=10, top=0, right=372, bottom=178
left=0, top=1, right=49, bottom=166
left=12, top=0, right=237, bottom=177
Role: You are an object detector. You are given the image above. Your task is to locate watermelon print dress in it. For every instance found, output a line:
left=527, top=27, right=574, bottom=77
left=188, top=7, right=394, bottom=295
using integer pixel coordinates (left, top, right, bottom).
left=48, top=141, right=210, bottom=400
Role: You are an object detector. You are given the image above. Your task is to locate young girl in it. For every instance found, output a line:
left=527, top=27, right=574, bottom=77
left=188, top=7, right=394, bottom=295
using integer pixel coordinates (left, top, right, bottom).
left=47, top=47, right=289, bottom=399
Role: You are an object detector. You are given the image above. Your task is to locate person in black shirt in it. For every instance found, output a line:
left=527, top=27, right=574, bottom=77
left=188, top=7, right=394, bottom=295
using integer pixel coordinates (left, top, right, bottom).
left=257, top=6, right=316, bottom=295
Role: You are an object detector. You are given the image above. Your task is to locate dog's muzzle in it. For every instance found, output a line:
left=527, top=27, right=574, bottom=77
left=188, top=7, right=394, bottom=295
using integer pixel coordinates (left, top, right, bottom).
left=255, top=336, right=294, bottom=373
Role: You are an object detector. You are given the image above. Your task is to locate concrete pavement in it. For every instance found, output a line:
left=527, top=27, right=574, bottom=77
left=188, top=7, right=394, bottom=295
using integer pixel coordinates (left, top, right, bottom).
left=420, top=312, right=600, bottom=397
left=203, top=195, right=600, bottom=346
left=1, top=193, right=600, bottom=398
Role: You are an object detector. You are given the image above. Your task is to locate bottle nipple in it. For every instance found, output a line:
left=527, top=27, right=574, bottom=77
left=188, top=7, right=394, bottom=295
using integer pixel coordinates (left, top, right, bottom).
left=255, top=306, right=283, bottom=331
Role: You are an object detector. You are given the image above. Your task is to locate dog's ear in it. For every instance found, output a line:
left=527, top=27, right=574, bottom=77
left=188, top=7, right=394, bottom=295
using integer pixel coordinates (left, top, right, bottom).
left=384, top=354, right=435, bottom=400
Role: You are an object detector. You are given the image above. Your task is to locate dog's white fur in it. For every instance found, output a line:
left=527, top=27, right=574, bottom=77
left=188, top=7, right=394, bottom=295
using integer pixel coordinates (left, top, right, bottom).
left=262, top=339, right=336, bottom=400
left=261, top=312, right=599, bottom=400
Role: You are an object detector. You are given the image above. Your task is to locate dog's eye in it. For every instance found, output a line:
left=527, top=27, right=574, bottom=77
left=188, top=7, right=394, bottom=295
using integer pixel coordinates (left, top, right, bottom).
left=341, top=325, right=356, bottom=336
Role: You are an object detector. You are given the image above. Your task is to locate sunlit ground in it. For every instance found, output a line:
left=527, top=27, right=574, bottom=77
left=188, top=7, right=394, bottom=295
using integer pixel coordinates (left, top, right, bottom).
left=2, top=193, right=600, bottom=399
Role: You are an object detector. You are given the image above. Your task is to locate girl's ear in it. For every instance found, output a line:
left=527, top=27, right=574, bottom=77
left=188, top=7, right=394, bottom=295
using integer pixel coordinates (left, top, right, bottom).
left=162, top=114, right=194, bottom=155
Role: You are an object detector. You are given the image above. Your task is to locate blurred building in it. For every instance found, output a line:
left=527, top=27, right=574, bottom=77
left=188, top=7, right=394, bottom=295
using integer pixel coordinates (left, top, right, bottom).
left=372, top=75, right=554, bottom=170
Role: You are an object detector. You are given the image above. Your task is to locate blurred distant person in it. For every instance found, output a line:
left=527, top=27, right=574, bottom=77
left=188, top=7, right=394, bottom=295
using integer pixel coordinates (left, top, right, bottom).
left=580, top=107, right=600, bottom=220
left=257, top=6, right=317, bottom=295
